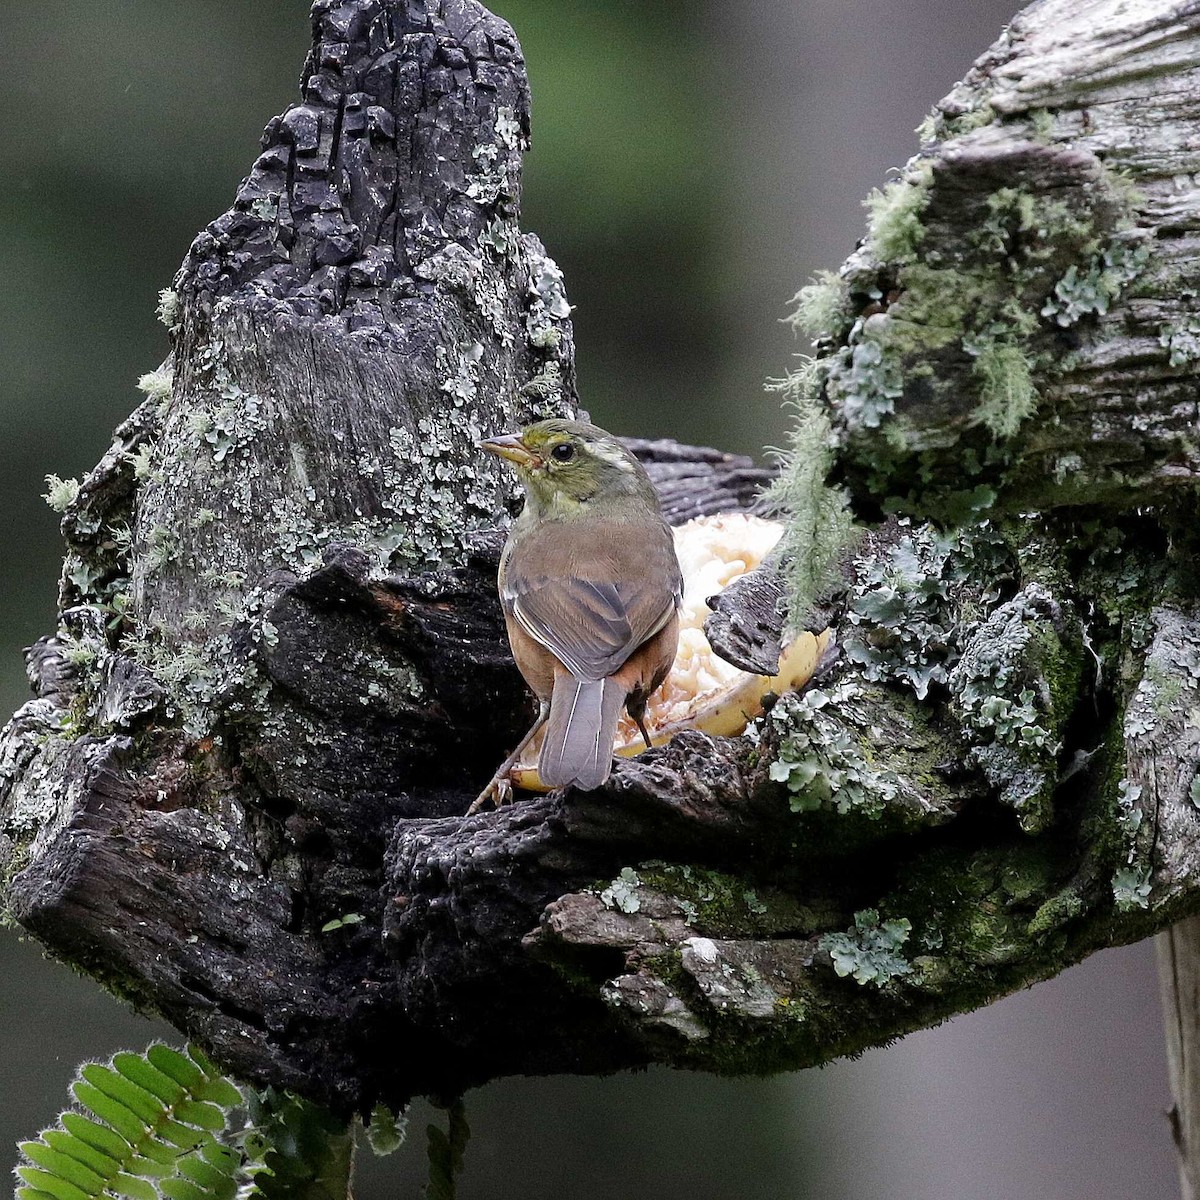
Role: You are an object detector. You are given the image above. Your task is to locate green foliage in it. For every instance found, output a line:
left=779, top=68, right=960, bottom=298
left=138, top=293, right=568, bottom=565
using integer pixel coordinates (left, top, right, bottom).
left=244, top=1090, right=353, bottom=1200
left=819, top=909, right=913, bottom=987
left=16, top=1044, right=247, bottom=1200
left=319, top=913, right=365, bottom=933
left=364, top=1106, right=407, bottom=1158
left=14, top=1045, right=376, bottom=1200
left=424, top=1101, right=469, bottom=1200
left=763, top=362, right=856, bottom=627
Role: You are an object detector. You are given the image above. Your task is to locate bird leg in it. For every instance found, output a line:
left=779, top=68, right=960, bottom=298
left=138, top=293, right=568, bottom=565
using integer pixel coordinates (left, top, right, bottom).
left=634, top=714, right=653, bottom=751
left=466, top=701, right=550, bottom=815
left=626, top=694, right=654, bottom=751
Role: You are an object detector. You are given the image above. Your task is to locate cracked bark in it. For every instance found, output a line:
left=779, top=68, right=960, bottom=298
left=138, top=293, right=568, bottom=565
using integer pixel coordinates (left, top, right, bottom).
left=2, top=0, right=1200, bottom=1151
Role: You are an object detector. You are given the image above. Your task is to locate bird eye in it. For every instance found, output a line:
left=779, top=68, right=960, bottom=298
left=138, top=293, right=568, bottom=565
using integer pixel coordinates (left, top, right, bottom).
left=551, top=443, right=575, bottom=463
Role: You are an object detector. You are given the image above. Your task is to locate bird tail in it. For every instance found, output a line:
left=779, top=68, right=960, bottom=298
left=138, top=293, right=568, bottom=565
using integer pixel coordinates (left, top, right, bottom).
left=539, top=674, right=625, bottom=791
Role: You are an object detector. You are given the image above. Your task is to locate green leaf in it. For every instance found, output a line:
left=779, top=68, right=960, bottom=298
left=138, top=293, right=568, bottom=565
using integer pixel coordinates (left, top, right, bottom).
left=112, top=1052, right=186, bottom=1106
left=174, top=1100, right=227, bottom=1132
left=18, top=1144, right=105, bottom=1196
left=159, top=1177, right=216, bottom=1200
left=131, top=1135, right=186, bottom=1165
left=124, top=1154, right=176, bottom=1178
left=14, top=1167, right=91, bottom=1200
left=60, top=1114, right=129, bottom=1162
left=184, top=1044, right=223, bottom=1078
left=147, top=1045, right=206, bottom=1092
left=366, top=1104, right=407, bottom=1156
left=80, top=1064, right=167, bottom=1125
left=39, top=1130, right=119, bottom=1181
left=155, top=1119, right=211, bottom=1152
left=199, top=1141, right=241, bottom=1173
left=177, top=1151, right=237, bottom=1195
left=108, top=1173, right=158, bottom=1200
left=191, top=1075, right=244, bottom=1108
left=15, top=1188, right=62, bottom=1200
left=71, top=1082, right=145, bottom=1145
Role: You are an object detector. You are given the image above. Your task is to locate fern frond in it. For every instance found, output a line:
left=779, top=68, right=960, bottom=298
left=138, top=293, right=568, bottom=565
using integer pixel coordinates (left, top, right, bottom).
left=15, top=1044, right=246, bottom=1200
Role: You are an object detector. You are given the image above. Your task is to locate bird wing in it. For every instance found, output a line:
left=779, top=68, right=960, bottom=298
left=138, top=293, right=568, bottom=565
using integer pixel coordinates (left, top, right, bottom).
left=503, top=521, right=681, bottom=681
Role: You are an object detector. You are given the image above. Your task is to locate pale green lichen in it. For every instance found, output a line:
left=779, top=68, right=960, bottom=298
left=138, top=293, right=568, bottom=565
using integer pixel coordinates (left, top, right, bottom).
left=136, top=367, right=173, bottom=405
left=764, top=360, right=856, bottom=626
left=249, top=195, right=279, bottom=223
left=864, top=162, right=933, bottom=265
left=786, top=270, right=850, bottom=343
left=767, top=684, right=901, bottom=819
left=129, top=445, right=156, bottom=481
left=156, top=288, right=181, bottom=331
left=968, top=340, right=1038, bottom=440
left=947, top=585, right=1078, bottom=833
left=829, top=321, right=905, bottom=430
left=43, top=475, right=80, bottom=513
left=819, top=909, right=914, bottom=987
left=1159, top=319, right=1200, bottom=367
left=1114, top=778, right=1144, bottom=839
left=844, top=522, right=1009, bottom=700
left=917, top=103, right=997, bottom=146
left=794, top=147, right=1152, bottom=522
left=1112, top=866, right=1152, bottom=912
left=600, top=867, right=642, bottom=914
left=1041, top=239, right=1150, bottom=327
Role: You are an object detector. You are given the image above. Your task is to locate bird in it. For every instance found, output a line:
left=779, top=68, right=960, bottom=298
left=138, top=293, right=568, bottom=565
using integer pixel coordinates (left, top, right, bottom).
left=468, top=418, right=682, bottom=813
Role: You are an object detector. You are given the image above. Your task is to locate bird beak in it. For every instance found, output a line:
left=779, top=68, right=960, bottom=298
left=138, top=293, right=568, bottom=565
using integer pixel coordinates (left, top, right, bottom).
left=481, top=433, right=540, bottom=468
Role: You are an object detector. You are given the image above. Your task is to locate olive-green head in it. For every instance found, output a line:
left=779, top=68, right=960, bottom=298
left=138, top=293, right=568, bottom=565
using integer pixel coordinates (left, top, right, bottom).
left=481, top=418, right=657, bottom=517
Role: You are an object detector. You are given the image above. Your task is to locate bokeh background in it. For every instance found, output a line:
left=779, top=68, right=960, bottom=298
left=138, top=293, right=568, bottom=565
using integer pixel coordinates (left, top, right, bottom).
left=1, top=2, right=1177, bottom=1196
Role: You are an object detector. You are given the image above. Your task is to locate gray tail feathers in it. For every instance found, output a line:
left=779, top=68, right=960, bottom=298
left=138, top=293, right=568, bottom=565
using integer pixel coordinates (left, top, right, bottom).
left=539, top=674, right=626, bottom=791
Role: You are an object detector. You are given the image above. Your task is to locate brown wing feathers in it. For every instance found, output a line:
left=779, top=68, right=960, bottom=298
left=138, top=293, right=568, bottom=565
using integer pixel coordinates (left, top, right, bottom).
left=504, top=518, right=680, bottom=789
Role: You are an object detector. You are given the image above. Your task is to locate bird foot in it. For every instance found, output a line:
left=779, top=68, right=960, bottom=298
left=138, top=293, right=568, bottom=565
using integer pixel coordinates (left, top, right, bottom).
left=466, top=772, right=514, bottom=816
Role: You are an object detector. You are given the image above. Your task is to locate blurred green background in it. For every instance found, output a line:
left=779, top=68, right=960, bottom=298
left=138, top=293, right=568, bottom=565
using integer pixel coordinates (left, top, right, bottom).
left=0, top=2, right=1177, bottom=1196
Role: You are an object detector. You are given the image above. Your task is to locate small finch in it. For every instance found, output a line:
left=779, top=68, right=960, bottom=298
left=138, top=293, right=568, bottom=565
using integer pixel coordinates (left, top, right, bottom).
left=470, top=419, right=682, bottom=812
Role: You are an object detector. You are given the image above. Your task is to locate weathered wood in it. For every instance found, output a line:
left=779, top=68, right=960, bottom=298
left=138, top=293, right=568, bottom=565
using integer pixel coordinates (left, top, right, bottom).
left=811, top=0, right=1200, bottom=525
left=1160, top=917, right=1200, bottom=1200
left=2, top=0, right=1200, bottom=1123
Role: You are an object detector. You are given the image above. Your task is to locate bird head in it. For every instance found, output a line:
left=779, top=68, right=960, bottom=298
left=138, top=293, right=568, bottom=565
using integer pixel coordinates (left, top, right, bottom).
left=481, top=419, right=656, bottom=516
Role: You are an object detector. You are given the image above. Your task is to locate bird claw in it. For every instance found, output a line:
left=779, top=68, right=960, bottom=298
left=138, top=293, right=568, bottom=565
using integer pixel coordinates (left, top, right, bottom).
left=466, top=773, right=514, bottom=816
